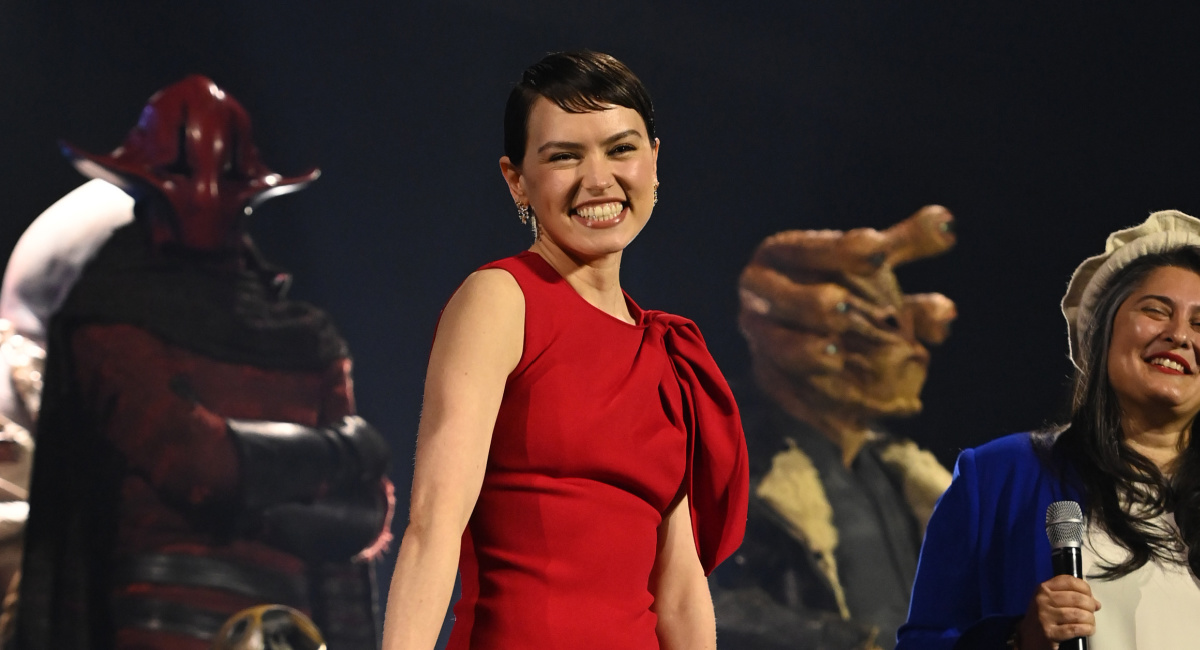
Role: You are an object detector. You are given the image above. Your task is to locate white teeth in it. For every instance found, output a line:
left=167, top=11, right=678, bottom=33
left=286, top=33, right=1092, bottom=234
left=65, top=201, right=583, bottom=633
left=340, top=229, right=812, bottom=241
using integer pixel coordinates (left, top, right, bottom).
left=574, top=201, right=623, bottom=221
left=1150, top=357, right=1186, bottom=373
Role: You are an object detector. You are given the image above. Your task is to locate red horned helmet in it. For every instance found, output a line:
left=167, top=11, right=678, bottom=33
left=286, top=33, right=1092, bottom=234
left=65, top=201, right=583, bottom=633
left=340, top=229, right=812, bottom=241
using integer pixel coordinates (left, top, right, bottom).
left=61, top=75, right=320, bottom=252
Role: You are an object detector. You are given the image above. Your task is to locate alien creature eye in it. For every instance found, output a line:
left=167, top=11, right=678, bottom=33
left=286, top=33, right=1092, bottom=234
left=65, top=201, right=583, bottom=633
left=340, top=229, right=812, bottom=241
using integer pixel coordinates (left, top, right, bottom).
left=227, top=617, right=250, bottom=640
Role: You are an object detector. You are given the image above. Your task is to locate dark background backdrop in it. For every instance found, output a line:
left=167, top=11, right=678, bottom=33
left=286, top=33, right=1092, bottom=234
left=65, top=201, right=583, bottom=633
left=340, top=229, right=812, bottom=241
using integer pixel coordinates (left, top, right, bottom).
left=4, top=0, right=1200, bottom=638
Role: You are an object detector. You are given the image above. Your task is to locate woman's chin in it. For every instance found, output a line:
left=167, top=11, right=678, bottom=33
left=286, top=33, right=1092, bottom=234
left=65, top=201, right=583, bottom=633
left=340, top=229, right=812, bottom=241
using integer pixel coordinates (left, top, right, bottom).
left=1122, top=389, right=1200, bottom=422
left=542, top=226, right=643, bottom=259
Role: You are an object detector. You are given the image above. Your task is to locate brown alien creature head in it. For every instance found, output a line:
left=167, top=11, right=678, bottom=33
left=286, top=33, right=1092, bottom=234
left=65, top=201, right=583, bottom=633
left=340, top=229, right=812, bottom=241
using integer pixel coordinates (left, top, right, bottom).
left=739, top=205, right=957, bottom=426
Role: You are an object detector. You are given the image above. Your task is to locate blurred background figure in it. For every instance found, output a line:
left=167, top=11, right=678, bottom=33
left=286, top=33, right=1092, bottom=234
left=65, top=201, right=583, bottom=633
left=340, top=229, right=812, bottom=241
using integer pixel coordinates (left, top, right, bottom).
left=712, top=205, right=958, bottom=649
left=210, top=604, right=326, bottom=650
left=14, top=76, right=392, bottom=650
left=0, top=179, right=134, bottom=639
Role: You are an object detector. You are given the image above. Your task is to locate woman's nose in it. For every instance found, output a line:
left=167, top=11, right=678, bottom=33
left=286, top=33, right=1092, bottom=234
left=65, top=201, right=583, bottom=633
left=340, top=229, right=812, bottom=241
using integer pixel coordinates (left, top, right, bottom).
left=1166, top=317, right=1194, bottom=347
left=580, top=158, right=615, bottom=192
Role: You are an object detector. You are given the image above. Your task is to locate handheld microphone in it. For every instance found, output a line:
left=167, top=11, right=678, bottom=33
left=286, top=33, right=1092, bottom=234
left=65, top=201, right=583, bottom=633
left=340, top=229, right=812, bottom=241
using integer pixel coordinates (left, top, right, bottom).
left=1045, top=500, right=1088, bottom=650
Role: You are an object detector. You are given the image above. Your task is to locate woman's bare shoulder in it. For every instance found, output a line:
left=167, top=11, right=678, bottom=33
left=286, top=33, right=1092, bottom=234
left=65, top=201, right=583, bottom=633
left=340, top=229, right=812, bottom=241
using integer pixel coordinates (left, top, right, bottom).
left=442, top=268, right=524, bottom=321
left=431, top=268, right=525, bottom=368
left=461, top=267, right=522, bottom=296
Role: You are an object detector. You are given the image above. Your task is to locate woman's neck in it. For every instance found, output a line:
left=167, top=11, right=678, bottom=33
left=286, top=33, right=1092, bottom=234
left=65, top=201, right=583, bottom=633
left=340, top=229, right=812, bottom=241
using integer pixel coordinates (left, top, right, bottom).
left=529, top=239, right=632, bottom=324
left=1121, top=412, right=1191, bottom=472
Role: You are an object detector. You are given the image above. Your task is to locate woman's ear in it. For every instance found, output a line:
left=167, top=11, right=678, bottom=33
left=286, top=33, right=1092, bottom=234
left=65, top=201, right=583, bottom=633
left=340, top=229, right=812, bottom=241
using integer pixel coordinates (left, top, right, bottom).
left=652, top=138, right=660, bottom=186
left=499, top=156, right=526, bottom=204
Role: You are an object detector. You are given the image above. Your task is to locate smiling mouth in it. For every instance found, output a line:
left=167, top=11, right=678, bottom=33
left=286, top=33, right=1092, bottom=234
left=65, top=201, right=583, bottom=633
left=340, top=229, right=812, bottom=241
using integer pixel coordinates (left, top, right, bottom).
left=1147, top=354, right=1192, bottom=375
left=572, top=201, right=625, bottom=223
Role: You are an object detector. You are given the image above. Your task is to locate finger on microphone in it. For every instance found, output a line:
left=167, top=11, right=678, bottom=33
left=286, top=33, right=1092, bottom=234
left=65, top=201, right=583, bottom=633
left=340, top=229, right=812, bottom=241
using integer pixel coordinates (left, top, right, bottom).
left=1044, top=574, right=1088, bottom=591
left=1048, top=591, right=1098, bottom=612
left=1055, top=622, right=1096, bottom=642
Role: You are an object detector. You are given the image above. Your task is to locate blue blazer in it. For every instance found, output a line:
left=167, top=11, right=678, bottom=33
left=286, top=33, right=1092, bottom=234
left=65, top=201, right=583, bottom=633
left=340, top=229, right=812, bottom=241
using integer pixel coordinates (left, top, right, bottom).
left=896, top=432, right=1082, bottom=650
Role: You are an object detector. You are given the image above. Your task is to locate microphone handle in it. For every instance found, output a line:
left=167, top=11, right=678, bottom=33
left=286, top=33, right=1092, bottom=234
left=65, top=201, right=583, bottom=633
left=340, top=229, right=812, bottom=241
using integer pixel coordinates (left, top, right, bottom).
left=1050, top=546, right=1088, bottom=650
left=1051, top=546, right=1083, bottom=579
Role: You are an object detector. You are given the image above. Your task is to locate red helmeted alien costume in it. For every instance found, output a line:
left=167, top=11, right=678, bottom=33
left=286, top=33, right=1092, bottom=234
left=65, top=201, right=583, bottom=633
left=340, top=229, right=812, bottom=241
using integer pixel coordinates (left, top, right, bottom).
left=15, top=76, right=392, bottom=650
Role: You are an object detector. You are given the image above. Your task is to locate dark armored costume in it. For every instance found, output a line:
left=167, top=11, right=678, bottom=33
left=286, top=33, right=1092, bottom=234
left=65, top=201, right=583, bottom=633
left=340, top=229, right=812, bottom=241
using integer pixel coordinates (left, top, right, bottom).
left=712, top=387, right=946, bottom=650
left=14, top=76, right=391, bottom=650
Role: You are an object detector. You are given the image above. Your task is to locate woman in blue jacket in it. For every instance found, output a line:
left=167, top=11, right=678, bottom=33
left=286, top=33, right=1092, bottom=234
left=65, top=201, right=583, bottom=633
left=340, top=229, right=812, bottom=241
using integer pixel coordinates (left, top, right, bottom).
left=899, top=210, right=1200, bottom=650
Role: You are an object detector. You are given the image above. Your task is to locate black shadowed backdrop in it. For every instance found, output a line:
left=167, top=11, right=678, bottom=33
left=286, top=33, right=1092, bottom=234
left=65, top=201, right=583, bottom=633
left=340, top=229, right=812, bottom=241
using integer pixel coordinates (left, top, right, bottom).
left=3, top=0, right=1200, bottom=642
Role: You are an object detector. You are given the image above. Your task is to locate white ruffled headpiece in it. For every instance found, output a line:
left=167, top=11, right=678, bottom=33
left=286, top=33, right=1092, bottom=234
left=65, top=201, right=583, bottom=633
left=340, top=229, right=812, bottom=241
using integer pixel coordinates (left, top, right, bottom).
left=1062, top=210, right=1200, bottom=370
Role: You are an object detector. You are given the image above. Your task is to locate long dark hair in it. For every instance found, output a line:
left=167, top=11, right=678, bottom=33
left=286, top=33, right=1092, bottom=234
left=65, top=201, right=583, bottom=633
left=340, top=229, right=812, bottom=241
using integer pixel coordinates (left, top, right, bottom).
left=1053, top=246, right=1200, bottom=579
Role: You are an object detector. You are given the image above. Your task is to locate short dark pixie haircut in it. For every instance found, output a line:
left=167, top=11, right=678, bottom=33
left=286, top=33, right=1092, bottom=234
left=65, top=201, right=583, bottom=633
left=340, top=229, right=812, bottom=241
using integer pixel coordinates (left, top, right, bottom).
left=503, top=50, right=656, bottom=165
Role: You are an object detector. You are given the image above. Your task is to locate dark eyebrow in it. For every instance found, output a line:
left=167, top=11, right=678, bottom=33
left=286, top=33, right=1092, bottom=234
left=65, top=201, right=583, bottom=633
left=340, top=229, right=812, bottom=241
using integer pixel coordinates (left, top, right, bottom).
left=1137, top=294, right=1181, bottom=311
left=602, top=129, right=641, bottom=145
left=535, top=129, right=643, bottom=155
left=1139, top=294, right=1200, bottom=318
left=537, top=141, right=583, bottom=154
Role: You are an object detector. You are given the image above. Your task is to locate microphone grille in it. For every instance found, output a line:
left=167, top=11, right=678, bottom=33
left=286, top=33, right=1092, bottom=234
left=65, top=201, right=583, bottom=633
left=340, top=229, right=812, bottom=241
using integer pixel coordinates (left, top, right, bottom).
left=1045, top=500, right=1085, bottom=549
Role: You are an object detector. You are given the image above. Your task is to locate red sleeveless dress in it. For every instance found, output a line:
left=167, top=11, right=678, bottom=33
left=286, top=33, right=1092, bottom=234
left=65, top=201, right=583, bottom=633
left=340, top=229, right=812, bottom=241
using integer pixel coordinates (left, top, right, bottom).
left=446, top=252, right=748, bottom=650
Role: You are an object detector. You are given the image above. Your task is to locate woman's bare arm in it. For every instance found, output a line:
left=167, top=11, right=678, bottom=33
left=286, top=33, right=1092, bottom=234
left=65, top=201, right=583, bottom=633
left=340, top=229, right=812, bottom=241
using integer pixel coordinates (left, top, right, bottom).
left=650, top=495, right=717, bottom=650
left=381, top=269, right=524, bottom=650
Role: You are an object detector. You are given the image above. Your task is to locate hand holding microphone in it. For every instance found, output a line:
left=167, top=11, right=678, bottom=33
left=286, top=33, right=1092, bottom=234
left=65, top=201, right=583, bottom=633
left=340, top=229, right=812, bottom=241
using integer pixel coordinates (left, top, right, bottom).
left=1015, top=501, right=1101, bottom=650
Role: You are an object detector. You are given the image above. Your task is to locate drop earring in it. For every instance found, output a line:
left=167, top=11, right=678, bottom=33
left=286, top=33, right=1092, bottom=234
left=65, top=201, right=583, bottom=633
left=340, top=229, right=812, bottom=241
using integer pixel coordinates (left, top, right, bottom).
left=516, top=202, right=538, bottom=238
left=653, top=182, right=659, bottom=206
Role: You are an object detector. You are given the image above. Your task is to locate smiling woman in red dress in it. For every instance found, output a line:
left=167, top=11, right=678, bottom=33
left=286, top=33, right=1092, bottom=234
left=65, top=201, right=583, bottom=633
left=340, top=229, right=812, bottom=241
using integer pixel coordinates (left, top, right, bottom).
left=381, top=51, right=749, bottom=650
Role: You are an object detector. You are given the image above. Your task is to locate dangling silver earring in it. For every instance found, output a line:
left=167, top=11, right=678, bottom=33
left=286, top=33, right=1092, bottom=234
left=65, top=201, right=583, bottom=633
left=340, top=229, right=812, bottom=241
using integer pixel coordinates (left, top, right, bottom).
left=516, top=202, right=538, bottom=238
left=653, top=182, right=659, bottom=206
